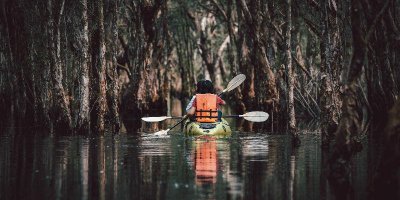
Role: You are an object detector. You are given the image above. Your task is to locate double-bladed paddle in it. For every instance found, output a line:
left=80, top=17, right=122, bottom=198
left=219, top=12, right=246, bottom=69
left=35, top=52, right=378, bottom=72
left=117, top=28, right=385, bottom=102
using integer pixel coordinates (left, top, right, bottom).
left=144, top=74, right=246, bottom=135
left=142, top=111, right=269, bottom=123
left=152, top=111, right=269, bottom=136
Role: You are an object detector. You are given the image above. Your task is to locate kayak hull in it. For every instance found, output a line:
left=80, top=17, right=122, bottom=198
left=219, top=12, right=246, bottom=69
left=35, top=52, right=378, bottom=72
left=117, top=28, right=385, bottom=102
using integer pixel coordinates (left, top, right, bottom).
left=184, top=118, right=232, bottom=137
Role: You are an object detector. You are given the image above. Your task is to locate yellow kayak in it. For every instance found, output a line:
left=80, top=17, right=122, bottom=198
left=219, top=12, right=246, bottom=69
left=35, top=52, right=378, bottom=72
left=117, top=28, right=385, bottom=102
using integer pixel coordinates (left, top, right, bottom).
left=184, top=118, right=232, bottom=137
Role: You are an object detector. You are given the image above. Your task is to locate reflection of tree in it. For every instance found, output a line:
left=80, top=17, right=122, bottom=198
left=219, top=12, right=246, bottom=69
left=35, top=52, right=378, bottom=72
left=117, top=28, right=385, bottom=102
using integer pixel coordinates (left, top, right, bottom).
left=194, top=137, right=218, bottom=185
left=54, top=136, right=70, bottom=200
left=320, top=148, right=329, bottom=200
left=99, top=137, right=106, bottom=200
left=88, top=136, right=106, bottom=200
left=371, top=99, right=400, bottom=199
left=289, top=151, right=296, bottom=200
left=80, top=137, right=89, bottom=200
left=112, top=137, right=119, bottom=200
left=242, top=135, right=269, bottom=199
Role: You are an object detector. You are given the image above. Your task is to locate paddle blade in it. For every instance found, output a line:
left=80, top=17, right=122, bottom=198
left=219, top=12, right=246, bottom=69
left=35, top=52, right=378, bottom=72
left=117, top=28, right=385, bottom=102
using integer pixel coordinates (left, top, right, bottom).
left=224, top=74, right=246, bottom=93
left=141, top=116, right=170, bottom=122
left=154, top=129, right=170, bottom=136
left=242, top=111, right=269, bottom=122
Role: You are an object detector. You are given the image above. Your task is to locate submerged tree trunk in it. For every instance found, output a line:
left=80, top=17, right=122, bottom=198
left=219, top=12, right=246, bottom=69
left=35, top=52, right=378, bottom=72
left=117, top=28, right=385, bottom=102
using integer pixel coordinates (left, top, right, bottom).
left=177, top=3, right=202, bottom=106
left=74, top=0, right=91, bottom=133
left=286, top=0, right=296, bottom=135
left=34, top=1, right=53, bottom=129
left=121, top=0, right=168, bottom=132
left=319, top=0, right=342, bottom=146
left=90, top=0, right=107, bottom=134
left=48, top=0, right=72, bottom=132
left=329, top=0, right=364, bottom=197
left=0, top=0, right=15, bottom=126
left=105, top=0, right=121, bottom=133
left=224, top=0, right=246, bottom=114
left=365, top=0, right=399, bottom=130
left=198, top=14, right=216, bottom=82
left=236, top=0, right=279, bottom=123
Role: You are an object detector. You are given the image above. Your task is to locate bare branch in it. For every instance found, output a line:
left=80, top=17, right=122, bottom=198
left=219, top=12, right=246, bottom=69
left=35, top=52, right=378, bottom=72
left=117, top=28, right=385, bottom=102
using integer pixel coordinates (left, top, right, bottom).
left=365, top=0, right=391, bottom=43
left=293, top=56, right=313, bottom=80
left=210, top=0, right=228, bottom=21
left=237, top=0, right=253, bottom=24
left=303, top=16, right=321, bottom=36
left=117, top=63, right=132, bottom=77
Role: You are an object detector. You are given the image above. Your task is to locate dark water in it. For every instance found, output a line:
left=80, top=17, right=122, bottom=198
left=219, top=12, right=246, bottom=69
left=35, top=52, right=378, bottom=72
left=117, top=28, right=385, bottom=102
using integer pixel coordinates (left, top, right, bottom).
left=0, top=128, right=368, bottom=200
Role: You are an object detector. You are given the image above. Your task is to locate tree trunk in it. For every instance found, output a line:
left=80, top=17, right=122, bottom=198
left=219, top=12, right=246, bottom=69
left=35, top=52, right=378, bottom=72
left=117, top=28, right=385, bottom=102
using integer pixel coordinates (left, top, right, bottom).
left=90, top=0, right=107, bottom=134
left=286, top=0, right=296, bottom=135
left=0, top=0, right=15, bottom=126
left=225, top=0, right=246, bottom=114
left=75, top=0, right=91, bottom=133
left=235, top=0, right=254, bottom=117
left=319, top=0, right=342, bottom=146
left=329, top=0, right=364, bottom=197
left=48, top=0, right=72, bottom=132
left=199, top=14, right=216, bottom=82
left=32, top=1, right=53, bottom=130
left=175, top=4, right=196, bottom=109
left=236, top=0, right=279, bottom=130
left=105, top=0, right=121, bottom=133
left=180, top=20, right=196, bottom=108
left=121, top=0, right=168, bottom=132
left=365, top=0, right=398, bottom=130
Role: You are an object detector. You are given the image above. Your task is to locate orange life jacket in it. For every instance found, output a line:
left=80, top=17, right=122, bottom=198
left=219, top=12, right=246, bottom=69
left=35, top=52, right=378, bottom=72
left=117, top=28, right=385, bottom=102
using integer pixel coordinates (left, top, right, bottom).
left=195, top=94, right=218, bottom=123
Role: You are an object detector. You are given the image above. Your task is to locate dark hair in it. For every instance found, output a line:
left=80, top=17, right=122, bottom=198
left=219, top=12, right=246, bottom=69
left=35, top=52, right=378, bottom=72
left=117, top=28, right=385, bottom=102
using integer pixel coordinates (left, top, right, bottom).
left=196, top=80, right=214, bottom=94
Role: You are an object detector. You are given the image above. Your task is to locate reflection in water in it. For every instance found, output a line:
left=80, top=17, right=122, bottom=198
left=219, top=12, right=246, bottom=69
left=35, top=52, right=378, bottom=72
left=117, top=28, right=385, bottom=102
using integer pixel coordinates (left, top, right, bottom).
left=80, top=138, right=89, bottom=200
left=187, top=136, right=231, bottom=199
left=194, top=137, right=218, bottom=185
left=242, top=134, right=271, bottom=200
left=0, top=129, right=370, bottom=200
left=289, top=153, right=296, bottom=200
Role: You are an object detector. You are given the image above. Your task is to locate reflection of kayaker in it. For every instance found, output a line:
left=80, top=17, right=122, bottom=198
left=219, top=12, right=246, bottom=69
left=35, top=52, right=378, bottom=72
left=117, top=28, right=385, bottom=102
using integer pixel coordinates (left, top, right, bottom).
left=194, top=137, right=218, bottom=185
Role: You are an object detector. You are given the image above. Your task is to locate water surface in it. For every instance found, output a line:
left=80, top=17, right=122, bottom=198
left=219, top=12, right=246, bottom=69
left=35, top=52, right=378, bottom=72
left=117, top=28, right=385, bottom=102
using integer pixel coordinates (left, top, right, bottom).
left=0, top=128, right=368, bottom=199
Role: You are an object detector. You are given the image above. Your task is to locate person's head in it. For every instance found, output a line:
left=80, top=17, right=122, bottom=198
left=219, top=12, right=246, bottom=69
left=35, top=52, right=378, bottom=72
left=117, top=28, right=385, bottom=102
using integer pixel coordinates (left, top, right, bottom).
left=196, top=80, right=214, bottom=94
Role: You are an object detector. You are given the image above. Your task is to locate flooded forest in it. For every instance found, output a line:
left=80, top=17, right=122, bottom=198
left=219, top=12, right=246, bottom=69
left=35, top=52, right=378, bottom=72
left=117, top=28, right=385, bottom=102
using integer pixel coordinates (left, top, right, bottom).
left=1, top=0, right=399, bottom=199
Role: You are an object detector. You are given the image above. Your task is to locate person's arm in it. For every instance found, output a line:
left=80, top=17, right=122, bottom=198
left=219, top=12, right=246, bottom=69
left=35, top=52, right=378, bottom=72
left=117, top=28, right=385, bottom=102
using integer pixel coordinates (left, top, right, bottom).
left=217, top=96, right=225, bottom=105
left=185, top=96, right=196, bottom=112
left=186, top=96, right=196, bottom=117
left=187, top=106, right=196, bottom=117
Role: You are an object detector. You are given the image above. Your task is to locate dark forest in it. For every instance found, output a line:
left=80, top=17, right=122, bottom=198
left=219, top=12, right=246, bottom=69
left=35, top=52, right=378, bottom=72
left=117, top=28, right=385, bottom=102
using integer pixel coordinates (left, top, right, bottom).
left=1, top=0, right=399, bottom=198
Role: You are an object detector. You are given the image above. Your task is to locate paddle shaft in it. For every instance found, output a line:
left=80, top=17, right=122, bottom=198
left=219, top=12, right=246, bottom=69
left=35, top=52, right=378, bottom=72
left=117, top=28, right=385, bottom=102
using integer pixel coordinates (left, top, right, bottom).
left=223, top=115, right=244, bottom=118
left=167, top=115, right=188, bottom=132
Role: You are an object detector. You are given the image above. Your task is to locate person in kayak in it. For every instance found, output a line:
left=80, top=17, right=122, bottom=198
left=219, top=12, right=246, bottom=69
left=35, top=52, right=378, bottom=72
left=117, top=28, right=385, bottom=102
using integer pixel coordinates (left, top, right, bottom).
left=186, top=80, right=226, bottom=122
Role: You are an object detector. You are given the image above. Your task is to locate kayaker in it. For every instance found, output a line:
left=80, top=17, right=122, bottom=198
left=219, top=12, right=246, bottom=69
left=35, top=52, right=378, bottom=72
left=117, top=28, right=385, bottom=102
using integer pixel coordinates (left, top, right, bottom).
left=185, top=80, right=226, bottom=122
